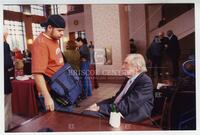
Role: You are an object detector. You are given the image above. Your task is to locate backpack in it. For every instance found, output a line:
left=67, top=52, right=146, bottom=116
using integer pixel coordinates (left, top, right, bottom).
left=48, top=63, right=82, bottom=107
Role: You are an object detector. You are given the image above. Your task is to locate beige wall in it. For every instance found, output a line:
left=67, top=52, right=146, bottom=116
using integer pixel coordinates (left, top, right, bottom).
left=128, top=4, right=148, bottom=56
left=147, top=5, right=162, bottom=32
left=67, top=13, right=85, bottom=32
left=91, top=5, right=123, bottom=75
left=62, top=12, right=85, bottom=52
left=62, top=15, right=69, bottom=52
left=84, top=4, right=94, bottom=44
left=119, top=5, right=130, bottom=61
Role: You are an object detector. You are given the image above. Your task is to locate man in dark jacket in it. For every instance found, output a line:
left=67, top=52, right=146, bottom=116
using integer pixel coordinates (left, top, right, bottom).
left=166, top=30, right=181, bottom=78
left=4, top=27, right=14, bottom=131
left=146, top=36, right=165, bottom=78
left=82, top=54, right=154, bottom=122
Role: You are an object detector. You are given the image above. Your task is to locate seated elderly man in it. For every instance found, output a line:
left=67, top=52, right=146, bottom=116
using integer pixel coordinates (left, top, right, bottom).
left=82, top=54, right=154, bottom=122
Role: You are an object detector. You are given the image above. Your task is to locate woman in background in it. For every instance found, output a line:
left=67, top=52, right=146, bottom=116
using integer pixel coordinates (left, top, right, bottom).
left=75, top=37, right=92, bottom=99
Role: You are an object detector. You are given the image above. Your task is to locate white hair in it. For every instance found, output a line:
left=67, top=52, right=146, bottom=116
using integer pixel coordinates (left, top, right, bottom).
left=127, top=53, right=147, bottom=72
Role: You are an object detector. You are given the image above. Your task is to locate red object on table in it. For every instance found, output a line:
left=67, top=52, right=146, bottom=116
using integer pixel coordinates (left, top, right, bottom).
left=15, top=69, right=24, bottom=77
left=14, top=51, right=23, bottom=59
left=89, top=65, right=95, bottom=89
left=11, top=79, right=38, bottom=118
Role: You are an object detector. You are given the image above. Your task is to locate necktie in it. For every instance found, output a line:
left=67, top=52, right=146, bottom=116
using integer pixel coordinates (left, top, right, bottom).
left=114, top=79, right=133, bottom=104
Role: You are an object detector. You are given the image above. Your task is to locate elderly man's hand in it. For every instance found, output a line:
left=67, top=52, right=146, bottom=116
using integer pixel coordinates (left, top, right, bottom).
left=86, top=103, right=100, bottom=112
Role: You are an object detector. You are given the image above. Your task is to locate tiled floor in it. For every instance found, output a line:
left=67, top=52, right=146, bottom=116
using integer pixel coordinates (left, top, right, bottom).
left=9, top=83, right=121, bottom=130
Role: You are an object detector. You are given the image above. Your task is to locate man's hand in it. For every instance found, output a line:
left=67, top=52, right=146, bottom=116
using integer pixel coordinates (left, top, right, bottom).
left=44, top=95, right=54, bottom=111
left=33, top=74, right=55, bottom=111
left=86, top=103, right=99, bottom=112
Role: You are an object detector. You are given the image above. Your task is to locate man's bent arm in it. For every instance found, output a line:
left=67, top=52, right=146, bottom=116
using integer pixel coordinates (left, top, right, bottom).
left=33, top=74, right=54, bottom=111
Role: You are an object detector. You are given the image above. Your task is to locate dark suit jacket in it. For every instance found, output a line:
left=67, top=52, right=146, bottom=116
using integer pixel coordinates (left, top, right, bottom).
left=97, top=72, right=154, bottom=122
left=4, top=41, right=13, bottom=94
left=167, top=35, right=181, bottom=59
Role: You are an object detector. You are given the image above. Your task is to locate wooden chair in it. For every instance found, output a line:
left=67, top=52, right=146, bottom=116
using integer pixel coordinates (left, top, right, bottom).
left=140, top=86, right=176, bottom=129
left=140, top=89, right=195, bottom=130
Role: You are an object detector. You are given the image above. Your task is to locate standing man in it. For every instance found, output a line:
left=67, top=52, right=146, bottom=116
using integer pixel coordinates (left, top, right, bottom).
left=4, top=27, right=14, bottom=131
left=146, top=36, right=164, bottom=78
left=32, top=15, right=66, bottom=111
left=166, top=30, right=181, bottom=78
left=158, top=32, right=169, bottom=76
left=82, top=54, right=154, bottom=122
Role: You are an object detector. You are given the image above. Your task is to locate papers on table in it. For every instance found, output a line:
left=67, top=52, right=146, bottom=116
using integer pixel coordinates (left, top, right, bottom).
left=16, top=75, right=34, bottom=81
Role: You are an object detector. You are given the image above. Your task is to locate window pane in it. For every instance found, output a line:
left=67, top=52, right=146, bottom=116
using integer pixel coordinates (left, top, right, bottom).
left=3, top=5, right=21, bottom=12
left=4, top=20, right=26, bottom=51
left=32, top=23, right=45, bottom=39
left=51, top=5, right=67, bottom=15
left=51, top=5, right=57, bottom=14
left=31, top=5, right=44, bottom=16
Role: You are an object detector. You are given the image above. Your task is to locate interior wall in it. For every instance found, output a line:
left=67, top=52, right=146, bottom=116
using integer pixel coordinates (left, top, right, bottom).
left=128, top=4, right=148, bottom=56
left=147, top=4, right=162, bottom=32
left=149, top=8, right=194, bottom=42
left=163, top=4, right=194, bottom=23
left=67, top=12, right=85, bottom=33
left=84, top=4, right=94, bottom=43
left=179, top=32, right=195, bottom=63
left=119, top=5, right=130, bottom=62
left=91, top=5, right=123, bottom=75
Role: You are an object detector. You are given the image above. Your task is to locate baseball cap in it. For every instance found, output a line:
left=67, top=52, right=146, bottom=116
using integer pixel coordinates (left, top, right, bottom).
left=40, top=15, right=65, bottom=28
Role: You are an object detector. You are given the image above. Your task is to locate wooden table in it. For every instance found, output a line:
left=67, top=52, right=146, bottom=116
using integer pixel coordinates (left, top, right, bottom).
left=9, top=111, right=160, bottom=132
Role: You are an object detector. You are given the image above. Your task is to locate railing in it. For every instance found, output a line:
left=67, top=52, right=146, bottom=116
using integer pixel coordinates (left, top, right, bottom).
left=149, top=8, right=194, bottom=42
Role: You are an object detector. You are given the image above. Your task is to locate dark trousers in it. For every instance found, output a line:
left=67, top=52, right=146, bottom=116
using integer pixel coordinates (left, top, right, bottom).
left=170, top=57, right=179, bottom=78
left=151, top=55, right=162, bottom=77
left=80, top=61, right=92, bottom=97
left=82, top=110, right=107, bottom=118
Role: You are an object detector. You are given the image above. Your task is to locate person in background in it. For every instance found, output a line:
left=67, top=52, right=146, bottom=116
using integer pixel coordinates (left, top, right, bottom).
left=166, top=30, right=181, bottom=78
left=158, top=32, right=169, bottom=49
left=88, top=41, right=95, bottom=64
left=158, top=32, right=169, bottom=76
left=64, top=40, right=80, bottom=72
left=32, top=15, right=66, bottom=111
left=75, top=37, right=92, bottom=99
left=146, top=36, right=164, bottom=78
left=158, top=17, right=166, bottom=28
left=82, top=54, right=154, bottom=122
left=63, top=40, right=82, bottom=107
left=130, top=38, right=137, bottom=53
left=4, top=27, right=14, bottom=131
left=89, top=41, right=99, bottom=89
